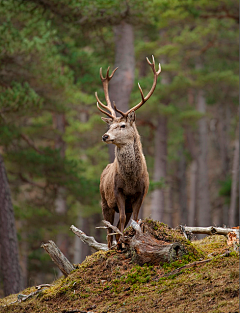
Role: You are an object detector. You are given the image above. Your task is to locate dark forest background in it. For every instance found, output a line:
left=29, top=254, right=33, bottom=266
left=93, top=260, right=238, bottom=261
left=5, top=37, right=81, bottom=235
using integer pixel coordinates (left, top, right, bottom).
left=0, top=0, right=238, bottom=296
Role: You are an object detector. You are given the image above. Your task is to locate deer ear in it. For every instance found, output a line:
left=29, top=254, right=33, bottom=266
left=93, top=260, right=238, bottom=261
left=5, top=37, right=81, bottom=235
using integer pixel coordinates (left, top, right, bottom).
left=127, top=111, right=135, bottom=124
left=101, top=117, right=112, bottom=124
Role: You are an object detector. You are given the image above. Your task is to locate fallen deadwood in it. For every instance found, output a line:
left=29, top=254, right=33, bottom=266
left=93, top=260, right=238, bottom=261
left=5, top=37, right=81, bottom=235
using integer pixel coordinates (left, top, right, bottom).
left=115, top=220, right=186, bottom=265
left=180, top=225, right=240, bottom=239
left=1, top=284, right=52, bottom=307
left=17, top=284, right=52, bottom=302
left=41, top=240, right=75, bottom=276
left=179, top=226, right=239, bottom=252
left=70, top=225, right=109, bottom=251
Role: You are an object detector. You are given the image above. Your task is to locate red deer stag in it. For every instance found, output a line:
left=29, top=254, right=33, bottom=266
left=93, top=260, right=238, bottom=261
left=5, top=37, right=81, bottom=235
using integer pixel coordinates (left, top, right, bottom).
left=95, top=56, right=161, bottom=248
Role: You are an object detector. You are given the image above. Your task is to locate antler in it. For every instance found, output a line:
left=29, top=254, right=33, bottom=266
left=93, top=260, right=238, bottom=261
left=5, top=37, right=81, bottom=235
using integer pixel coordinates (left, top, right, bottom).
left=114, top=55, right=161, bottom=118
left=95, top=66, right=118, bottom=119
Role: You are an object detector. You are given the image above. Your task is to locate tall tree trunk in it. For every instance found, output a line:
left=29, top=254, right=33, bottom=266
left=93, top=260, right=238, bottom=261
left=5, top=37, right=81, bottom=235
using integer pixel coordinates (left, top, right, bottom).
left=73, top=215, right=91, bottom=264
left=217, top=104, right=231, bottom=225
left=108, top=21, right=135, bottom=162
left=92, top=212, right=102, bottom=243
left=0, top=155, right=23, bottom=296
left=53, top=113, right=70, bottom=269
left=178, top=149, right=188, bottom=225
left=229, top=128, right=239, bottom=226
left=163, top=179, right=173, bottom=227
left=151, top=115, right=168, bottom=221
left=185, top=90, right=198, bottom=226
left=188, top=160, right=197, bottom=226
left=151, top=56, right=169, bottom=222
left=196, top=89, right=211, bottom=226
left=19, top=223, right=28, bottom=289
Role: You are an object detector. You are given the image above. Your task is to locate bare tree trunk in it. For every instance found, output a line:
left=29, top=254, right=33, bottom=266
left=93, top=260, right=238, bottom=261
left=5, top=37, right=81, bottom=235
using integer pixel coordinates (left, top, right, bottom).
left=92, top=212, right=103, bottom=243
left=0, top=155, right=23, bottom=296
left=217, top=104, right=231, bottom=225
left=108, top=21, right=135, bottom=162
left=229, top=129, right=239, bottom=226
left=19, top=224, right=28, bottom=288
left=185, top=90, right=198, bottom=226
left=188, top=160, right=197, bottom=226
left=151, top=115, right=167, bottom=221
left=218, top=105, right=230, bottom=176
left=196, top=88, right=211, bottom=226
left=151, top=53, right=169, bottom=222
left=73, top=215, right=91, bottom=264
left=164, top=180, right=173, bottom=227
left=178, top=149, right=188, bottom=225
left=53, top=113, right=70, bottom=271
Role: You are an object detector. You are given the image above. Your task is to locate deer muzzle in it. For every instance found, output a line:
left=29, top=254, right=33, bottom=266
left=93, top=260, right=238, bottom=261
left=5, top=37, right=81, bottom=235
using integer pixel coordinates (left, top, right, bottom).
left=102, top=134, right=110, bottom=142
left=102, top=133, right=115, bottom=143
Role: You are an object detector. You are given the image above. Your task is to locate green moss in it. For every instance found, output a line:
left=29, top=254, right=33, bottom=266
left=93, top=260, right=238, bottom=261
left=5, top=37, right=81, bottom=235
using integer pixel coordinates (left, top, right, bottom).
left=162, top=252, right=199, bottom=272
left=1, top=219, right=238, bottom=313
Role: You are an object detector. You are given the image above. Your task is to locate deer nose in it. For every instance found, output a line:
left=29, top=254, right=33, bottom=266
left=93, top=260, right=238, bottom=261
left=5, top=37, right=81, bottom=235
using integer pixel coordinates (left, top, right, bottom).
left=102, top=134, right=109, bottom=141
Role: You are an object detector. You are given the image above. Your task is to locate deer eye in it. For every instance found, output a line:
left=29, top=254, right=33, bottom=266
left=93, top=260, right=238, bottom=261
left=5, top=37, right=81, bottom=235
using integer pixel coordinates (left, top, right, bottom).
left=120, top=124, right=126, bottom=128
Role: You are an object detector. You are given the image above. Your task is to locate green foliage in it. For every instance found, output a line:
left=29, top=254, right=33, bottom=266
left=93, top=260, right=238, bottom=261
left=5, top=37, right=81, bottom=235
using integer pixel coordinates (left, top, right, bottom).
left=0, top=0, right=238, bottom=290
left=219, top=177, right=232, bottom=204
left=149, top=178, right=166, bottom=192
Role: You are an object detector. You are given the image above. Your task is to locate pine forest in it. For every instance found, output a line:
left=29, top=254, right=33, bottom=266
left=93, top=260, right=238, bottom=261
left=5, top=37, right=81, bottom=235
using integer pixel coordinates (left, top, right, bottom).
left=0, top=0, right=239, bottom=299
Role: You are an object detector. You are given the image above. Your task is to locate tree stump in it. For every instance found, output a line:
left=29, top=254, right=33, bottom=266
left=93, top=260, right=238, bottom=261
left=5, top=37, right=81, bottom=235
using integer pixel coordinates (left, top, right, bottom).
left=119, top=220, right=186, bottom=265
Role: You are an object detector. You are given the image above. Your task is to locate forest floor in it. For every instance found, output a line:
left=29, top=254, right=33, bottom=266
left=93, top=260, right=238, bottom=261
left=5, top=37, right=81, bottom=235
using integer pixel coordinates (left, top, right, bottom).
left=0, top=220, right=239, bottom=313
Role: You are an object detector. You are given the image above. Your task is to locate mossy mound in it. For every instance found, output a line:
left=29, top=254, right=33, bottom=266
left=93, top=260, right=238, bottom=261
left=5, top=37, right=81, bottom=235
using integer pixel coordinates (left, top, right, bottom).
left=0, top=220, right=239, bottom=313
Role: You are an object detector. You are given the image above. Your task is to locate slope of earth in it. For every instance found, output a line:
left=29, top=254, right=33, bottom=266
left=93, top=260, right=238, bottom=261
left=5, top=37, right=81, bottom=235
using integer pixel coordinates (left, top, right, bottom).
left=0, top=221, right=239, bottom=313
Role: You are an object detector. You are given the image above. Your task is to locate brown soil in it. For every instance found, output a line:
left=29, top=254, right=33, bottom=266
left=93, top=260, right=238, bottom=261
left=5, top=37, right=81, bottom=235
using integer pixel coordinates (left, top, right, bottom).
left=0, top=220, right=239, bottom=313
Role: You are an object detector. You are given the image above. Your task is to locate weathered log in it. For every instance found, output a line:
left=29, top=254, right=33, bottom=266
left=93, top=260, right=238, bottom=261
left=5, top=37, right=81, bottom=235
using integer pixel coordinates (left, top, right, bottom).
left=119, top=220, right=186, bottom=265
left=70, top=225, right=109, bottom=251
left=41, top=240, right=75, bottom=276
left=180, top=226, right=239, bottom=237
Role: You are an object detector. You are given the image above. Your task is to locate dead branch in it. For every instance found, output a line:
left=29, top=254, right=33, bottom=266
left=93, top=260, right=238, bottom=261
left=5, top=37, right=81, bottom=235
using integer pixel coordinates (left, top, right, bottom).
left=70, top=225, right=108, bottom=251
left=1, top=284, right=52, bottom=307
left=130, top=219, right=142, bottom=233
left=41, top=240, right=75, bottom=276
left=102, top=220, right=123, bottom=236
left=20, top=134, right=44, bottom=154
left=180, top=226, right=239, bottom=237
left=18, top=284, right=52, bottom=302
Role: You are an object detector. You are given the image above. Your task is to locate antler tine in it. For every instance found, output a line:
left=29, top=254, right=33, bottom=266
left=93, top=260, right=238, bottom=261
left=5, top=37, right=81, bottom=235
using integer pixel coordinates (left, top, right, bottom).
left=109, top=67, right=118, bottom=79
left=138, top=83, right=145, bottom=102
left=146, top=55, right=161, bottom=75
left=95, top=92, right=110, bottom=111
left=96, top=102, right=114, bottom=119
left=122, top=55, right=161, bottom=116
left=95, top=66, right=118, bottom=119
left=113, top=101, right=126, bottom=117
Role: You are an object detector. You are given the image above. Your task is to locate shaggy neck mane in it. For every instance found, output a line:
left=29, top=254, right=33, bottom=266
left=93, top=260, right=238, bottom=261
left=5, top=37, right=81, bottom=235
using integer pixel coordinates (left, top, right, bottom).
left=115, top=124, right=144, bottom=180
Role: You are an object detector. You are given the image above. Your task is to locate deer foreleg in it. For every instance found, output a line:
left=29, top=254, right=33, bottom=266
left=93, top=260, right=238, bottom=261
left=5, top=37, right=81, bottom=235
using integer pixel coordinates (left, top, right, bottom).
left=115, top=192, right=126, bottom=242
left=132, top=195, right=144, bottom=221
left=117, top=212, right=132, bottom=229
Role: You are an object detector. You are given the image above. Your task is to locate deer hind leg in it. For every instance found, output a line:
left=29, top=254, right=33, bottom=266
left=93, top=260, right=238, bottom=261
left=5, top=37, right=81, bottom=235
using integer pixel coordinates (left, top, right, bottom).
left=102, top=199, right=115, bottom=249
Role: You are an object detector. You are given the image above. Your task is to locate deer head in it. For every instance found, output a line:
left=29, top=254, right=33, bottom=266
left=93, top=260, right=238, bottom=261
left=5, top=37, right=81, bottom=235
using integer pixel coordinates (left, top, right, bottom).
left=95, top=55, right=161, bottom=146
